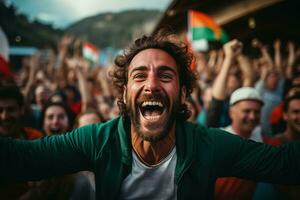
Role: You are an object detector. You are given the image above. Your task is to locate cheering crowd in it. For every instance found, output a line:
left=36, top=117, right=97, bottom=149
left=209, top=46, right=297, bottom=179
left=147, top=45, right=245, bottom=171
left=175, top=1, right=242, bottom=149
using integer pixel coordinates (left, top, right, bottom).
left=1, top=33, right=300, bottom=199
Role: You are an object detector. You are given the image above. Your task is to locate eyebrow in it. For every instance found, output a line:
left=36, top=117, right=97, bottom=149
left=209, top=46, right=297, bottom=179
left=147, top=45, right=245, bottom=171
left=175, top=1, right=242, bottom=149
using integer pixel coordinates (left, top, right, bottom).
left=129, top=65, right=177, bottom=76
left=129, top=66, right=148, bottom=77
left=157, top=65, right=177, bottom=75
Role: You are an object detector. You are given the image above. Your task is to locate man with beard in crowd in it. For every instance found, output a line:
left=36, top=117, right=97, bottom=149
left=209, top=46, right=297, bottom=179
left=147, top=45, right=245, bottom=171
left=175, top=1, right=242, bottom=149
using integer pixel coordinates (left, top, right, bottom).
left=0, top=84, right=43, bottom=199
left=0, top=84, right=42, bottom=139
left=1, top=33, right=300, bottom=200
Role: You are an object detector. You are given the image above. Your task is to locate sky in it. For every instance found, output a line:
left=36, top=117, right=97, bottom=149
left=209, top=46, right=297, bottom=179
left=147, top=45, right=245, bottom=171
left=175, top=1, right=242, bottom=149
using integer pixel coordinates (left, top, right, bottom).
left=5, top=0, right=172, bottom=28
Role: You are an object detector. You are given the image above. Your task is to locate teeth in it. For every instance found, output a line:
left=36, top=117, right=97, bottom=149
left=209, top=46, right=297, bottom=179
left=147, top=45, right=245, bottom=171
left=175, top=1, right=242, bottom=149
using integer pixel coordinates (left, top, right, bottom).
left=141, top=101, right=163, bottom=107
left=144, top=115, right=160, bottom=120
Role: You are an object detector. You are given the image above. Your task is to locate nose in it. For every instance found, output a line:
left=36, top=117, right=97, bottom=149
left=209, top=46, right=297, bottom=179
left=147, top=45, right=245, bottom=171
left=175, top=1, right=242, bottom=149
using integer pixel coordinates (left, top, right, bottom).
left=50, top=116, right=60, bottom=126
left=248, top=111, right=258, bottom=121
left=144, top=72, right=160, bottom=93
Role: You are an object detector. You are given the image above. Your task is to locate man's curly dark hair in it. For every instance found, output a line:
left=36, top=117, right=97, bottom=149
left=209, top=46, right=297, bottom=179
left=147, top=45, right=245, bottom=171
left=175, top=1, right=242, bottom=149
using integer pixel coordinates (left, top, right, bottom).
left=110, top=31, right=197, bottom=120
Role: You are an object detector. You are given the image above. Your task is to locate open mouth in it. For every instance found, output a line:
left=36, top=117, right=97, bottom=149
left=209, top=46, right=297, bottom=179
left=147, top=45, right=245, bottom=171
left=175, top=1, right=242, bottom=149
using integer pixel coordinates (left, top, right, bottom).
left=139, top=100, right=165, bottom=121
left=49, top=127, right=62, bottom=134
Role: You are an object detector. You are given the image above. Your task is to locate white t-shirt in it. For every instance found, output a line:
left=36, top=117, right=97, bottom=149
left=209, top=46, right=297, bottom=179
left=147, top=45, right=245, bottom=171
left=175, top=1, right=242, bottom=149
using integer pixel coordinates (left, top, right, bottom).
left=120, top=147, right=177, bottom=200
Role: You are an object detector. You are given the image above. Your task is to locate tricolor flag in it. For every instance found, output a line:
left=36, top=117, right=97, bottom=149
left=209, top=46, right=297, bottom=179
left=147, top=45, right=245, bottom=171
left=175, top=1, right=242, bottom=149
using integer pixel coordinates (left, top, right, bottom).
left=188, top=10, right=229, bottom=51
left=83, top=42, right=99, bottom=66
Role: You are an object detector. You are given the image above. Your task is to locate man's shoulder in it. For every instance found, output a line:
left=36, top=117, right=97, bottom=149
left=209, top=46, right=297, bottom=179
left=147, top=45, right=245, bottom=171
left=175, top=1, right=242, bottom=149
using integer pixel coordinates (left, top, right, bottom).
left=182, top=121, right=225, bottom=138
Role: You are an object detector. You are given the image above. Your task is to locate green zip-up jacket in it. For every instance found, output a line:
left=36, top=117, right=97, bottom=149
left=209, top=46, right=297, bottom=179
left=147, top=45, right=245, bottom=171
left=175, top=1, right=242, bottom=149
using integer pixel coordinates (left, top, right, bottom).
left=1, top=117, right=300, bottom=199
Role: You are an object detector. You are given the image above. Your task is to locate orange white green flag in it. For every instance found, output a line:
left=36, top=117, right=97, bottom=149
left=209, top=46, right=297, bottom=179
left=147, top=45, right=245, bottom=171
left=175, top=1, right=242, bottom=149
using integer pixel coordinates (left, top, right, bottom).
left=83, top=42, right=99, bottom=65
left=188, top=10, right=229, bottom=48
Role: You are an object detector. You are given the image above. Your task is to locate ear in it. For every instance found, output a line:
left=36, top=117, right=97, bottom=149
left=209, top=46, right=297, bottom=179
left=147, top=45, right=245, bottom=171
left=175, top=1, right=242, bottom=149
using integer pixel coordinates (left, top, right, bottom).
left=181, top=86, right=187, bottom=103
left=123, top=86, right=127, bottom=104
left=228, top=106, right=234, bottom=119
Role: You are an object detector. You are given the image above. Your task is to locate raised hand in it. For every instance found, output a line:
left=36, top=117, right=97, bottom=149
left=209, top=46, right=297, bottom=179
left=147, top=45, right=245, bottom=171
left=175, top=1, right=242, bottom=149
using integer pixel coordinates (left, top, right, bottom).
left=223, top=39, right=243, bottom=61
left=273, top=39, right=281, bottom=50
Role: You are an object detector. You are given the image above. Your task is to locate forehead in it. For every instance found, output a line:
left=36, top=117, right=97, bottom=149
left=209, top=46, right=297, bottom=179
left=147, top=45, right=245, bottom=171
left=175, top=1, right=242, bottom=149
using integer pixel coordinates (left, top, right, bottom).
left=45, top=106, right=67, bottom=115
left=288, top=99, right=300, bottom=110
left=234, top=100, right=262, bottom=109
left=129, top=48, right=177, bottom=72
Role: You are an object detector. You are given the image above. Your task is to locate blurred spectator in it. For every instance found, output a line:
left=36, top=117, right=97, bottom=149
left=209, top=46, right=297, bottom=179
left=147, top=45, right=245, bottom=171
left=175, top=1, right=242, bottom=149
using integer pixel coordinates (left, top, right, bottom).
left=0, top=83, right=43, bottom=199
left=76, top=108, right=103, bottom=128
left=254, top=93, right=300, bottom=200
left=185, top=97, right=199, bottom=122
left=42, top=102, right=72, bottom=135
left=19, top=101, right=95, bottom=200
left=195, top=85, right=212, bottom=126
left=214, top=87, right=264, bottom=200
left=270, top=84, right=300, bottom=135
left=206, top=39, right=254, bottom=127
left=0, top=84, right=42, bottom=139
left=253, top=39, right=285, bottom=136
left=30, top=83, right=51, bottom=130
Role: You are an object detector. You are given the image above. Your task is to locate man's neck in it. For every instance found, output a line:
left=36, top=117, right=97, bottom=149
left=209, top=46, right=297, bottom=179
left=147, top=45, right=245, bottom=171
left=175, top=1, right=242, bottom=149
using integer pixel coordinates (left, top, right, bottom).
left=231, top=124, right=252, bottom=139
left=131, top=125, right=176, bottom=166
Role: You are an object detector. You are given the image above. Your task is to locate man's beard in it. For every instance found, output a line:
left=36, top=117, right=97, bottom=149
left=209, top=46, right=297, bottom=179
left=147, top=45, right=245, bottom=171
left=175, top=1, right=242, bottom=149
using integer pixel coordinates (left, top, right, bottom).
left=126, top=92, right=181, bottom=143
left=0, top=119, right=22, bottom=137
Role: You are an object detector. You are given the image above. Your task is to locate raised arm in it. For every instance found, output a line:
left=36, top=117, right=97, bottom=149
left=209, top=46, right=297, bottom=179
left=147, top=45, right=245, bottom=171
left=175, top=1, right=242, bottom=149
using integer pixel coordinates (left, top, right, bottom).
left=274, top=39, right=283, bottom=75
left=212, top=39, right=242, bottom=100
left=22, top=54, right=39, bottom=98
left=0, top=125, right=98, bottom=183
left=253, top=39, right=274, bottom=71
left=213, top=128, right=300, bottom=184
left=286, top=41, right=296, bottom=79
left=237, top=54, right=255, bottom=87
left=206, top=40, right=242, bottom=127
left=67, top=58, right=92, bottom=113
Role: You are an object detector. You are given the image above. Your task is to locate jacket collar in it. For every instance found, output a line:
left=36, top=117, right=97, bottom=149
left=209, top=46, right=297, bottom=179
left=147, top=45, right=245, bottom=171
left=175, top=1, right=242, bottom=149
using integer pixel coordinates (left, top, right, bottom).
left=175, top=120, right=196, bottom=183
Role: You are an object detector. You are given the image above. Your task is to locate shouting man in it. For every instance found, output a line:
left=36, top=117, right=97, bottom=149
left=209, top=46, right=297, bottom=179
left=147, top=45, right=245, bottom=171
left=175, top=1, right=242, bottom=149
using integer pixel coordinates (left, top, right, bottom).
left=1, top=34, right=300, bottom=200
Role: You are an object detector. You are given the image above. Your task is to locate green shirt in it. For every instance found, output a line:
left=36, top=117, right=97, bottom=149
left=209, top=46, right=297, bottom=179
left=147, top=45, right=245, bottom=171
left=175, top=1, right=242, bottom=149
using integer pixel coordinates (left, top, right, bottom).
left=1, top=117, right=300, bottom=199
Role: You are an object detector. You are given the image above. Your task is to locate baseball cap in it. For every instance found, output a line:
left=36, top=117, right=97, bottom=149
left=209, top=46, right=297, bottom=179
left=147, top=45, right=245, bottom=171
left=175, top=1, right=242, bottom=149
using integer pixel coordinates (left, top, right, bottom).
left=230, top=87, right=264, bottom=106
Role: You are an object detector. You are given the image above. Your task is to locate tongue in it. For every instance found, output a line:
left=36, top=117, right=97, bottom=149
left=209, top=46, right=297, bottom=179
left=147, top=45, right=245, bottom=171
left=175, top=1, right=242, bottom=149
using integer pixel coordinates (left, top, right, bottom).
left=144, top=110, right=162, bottom=117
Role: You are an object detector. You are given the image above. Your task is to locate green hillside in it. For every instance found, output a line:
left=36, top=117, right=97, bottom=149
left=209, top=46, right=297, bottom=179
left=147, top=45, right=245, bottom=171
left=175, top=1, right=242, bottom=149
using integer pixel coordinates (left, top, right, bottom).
left=0, top=2, right=62, bottom=48
left=66, top=10, right=162, bottom=48
left=1, top=2, right=162, bottom=49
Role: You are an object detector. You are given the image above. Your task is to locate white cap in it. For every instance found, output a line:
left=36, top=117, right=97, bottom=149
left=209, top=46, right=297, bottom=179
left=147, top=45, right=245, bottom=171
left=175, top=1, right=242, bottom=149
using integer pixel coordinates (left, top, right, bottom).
left=230, top=87, right=264, bottom=106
